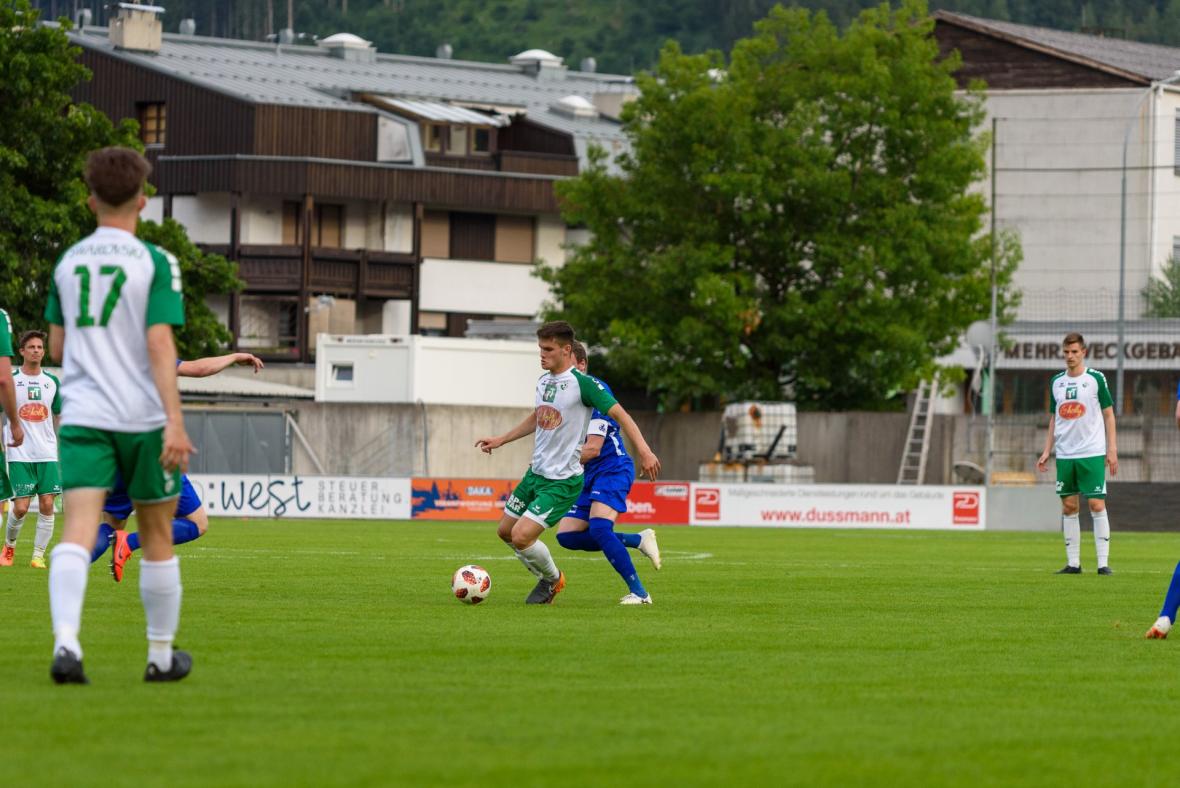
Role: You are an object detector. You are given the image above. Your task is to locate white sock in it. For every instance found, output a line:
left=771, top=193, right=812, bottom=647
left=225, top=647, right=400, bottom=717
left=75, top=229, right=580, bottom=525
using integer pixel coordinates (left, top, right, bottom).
left=519, top=540, right=560, bottom=582
left=140, top=556, right=182, bottom=671
left=1063, top=514, right=1081, bottom=568
left=512, top=546, right=543, bottom=579
left=48, top=543, right=90, bottom=658
left=34, top=513, right=55, bottom=556
left=1093, top=510, right=1111, bottom=568
left=6, top=510, right=25, bottom=547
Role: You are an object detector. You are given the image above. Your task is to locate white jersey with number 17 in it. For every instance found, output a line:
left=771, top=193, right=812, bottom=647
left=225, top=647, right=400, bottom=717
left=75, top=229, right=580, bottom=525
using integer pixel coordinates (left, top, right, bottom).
left=44, top=226, right=184, bottom=433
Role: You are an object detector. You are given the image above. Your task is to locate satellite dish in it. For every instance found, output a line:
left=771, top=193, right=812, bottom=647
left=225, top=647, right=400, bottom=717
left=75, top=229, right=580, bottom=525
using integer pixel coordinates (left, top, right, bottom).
left=966, top=320, right=994, bottom=348
left=179, top=18, right=196, bottom=36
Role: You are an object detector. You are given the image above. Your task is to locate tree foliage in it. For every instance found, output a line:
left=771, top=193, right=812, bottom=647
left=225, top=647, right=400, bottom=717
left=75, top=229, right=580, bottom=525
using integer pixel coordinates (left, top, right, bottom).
left=1142, top=257, right=1180, bottom=317
left=542, top=0, right=1020, bottom=411
left=0, top=1, right=241, bottom=359
left=37, top=0, right=1180, bottom=73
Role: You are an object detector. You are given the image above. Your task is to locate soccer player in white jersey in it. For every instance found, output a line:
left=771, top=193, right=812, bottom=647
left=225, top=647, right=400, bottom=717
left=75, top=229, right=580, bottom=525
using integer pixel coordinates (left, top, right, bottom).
left=43, top=147, right=195, bottom=684
left=2, top=330, right=62, bottom=569
left=475, top=321, right=661, bottom=604
left=1036, top=332, right=1118, bottom=575
left=0, top=309, right=26, bottom=503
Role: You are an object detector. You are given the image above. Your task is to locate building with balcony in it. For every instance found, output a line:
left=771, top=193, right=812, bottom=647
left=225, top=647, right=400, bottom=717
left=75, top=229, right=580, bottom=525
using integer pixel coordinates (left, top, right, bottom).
left=66, top=8, right=636, bottom=361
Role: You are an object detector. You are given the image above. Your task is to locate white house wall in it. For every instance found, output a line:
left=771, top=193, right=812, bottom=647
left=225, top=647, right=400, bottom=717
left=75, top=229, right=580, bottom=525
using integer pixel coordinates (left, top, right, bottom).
left=240, top=197, right=283, bottom=245
left=384, top=204, right=413, bottom=253
left=535, top=215, right=566, bottom=268
left=172, top=193, right=232, bottom=245
left=419, top=258, right=547, bottom=316
left=984, top=89, right=1165, bottom=320
left=1149, top=86, right=1180, bottom=276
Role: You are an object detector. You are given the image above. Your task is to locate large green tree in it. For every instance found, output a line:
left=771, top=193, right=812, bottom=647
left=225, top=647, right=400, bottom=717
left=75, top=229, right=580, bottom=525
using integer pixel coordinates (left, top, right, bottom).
left=542, top=0, right=1020, bottom=410
left=0, top=1, right=240, bottom=358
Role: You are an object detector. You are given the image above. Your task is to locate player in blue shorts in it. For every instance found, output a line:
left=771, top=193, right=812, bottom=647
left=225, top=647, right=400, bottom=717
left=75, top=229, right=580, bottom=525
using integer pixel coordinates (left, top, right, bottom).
left=89, top=351, right=263, bottom=580
left=1145, top=379, right=1180, bottom=638
left=555, top=342, right=661, bottom=604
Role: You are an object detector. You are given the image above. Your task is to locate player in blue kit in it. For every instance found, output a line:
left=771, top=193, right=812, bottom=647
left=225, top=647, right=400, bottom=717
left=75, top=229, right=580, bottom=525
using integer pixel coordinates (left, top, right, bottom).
left=1145, top=378, right=1180, bottom=638
left=555, top=342, right=661, bottom=604
left=89, top=351, right=264, bottom=580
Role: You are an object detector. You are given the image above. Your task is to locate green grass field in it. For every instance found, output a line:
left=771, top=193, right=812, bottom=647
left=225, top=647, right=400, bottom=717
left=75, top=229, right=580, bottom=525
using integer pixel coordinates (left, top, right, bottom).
left=5, top=520, right=1180, bottom=787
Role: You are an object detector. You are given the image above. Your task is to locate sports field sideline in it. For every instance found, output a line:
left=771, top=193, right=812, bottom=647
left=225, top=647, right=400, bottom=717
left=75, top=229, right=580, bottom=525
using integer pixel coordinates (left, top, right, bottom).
left=4, top=518, right=1180, bottom=787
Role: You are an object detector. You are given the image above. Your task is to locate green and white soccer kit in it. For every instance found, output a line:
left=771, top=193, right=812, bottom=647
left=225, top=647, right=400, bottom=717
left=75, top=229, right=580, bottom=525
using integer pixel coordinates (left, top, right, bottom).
left=1050, top=367, right=1114, bottom=498
left=505, top=367, right=619, bottom=527
left=44, top=226, right=185, bottom=502
left=0, top=308, right=13, bottom=501
left=4, top=369, right=63, bottom=497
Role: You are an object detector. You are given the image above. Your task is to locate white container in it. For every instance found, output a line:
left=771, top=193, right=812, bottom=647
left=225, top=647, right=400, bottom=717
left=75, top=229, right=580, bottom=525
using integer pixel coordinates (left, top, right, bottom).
left=745, top=463, right=815, bottom=485
left=722, top=401, right=797, bottom=461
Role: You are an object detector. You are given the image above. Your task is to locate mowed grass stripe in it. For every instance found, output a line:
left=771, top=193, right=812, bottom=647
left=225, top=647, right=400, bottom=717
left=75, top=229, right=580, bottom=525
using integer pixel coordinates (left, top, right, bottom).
left=2, top=520, right=1179, bottom=787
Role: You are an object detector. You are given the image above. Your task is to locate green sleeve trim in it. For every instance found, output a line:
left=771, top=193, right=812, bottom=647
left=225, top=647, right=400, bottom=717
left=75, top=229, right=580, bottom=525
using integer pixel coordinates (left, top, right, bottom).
left=1048, top=371, right=1064, bottom=414
left=0, top=308, right=11, bottom=357
left=573, top=369, right=618, bottom=413
left=146, top=243, right=185, bottom=327
left=1088, top=369, right=1114, bottom=410
left=47, top=372, right=62, bottom=414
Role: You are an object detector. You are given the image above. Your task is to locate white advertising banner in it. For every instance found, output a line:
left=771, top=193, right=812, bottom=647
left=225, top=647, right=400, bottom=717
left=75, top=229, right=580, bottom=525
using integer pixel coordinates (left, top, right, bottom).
left=189, top=475, right=412, bottom=520
left=690, top=483, right=986, bottom=530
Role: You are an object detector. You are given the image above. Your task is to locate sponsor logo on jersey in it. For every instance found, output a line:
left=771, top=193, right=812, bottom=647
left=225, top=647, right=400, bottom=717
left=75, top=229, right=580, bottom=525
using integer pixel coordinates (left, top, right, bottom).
left=27, top=386, right=41, bottom=401
left=1058, top=401, right=1086, bottom=420
left=18, top=402, right=49, bottom=422
left=536, top=405, right=562, bottom=430
left=542, top=382, right=557, bottom=403
left=1065, top=386, right=1077, bottom=400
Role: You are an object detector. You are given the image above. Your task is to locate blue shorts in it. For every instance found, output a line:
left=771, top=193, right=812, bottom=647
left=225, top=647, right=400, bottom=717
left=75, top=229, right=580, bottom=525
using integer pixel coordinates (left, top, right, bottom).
left=566, top=466, right=633, bottom=521
left=104, top=474, right=202, bottom=521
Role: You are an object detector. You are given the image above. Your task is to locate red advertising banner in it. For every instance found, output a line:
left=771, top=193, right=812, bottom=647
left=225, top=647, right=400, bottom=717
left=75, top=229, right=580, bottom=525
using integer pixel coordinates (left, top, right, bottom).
left=410, top=478, right=691, bottom=525
left=412, top=478, right=516, bottom=521
left=618, top=482, right=691, bottom=525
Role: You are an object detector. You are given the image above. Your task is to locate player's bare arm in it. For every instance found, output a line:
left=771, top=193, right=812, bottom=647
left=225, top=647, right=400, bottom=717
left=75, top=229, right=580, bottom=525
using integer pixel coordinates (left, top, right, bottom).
left=1103, top=406, right=1118, bottom=475
left=177, top=352, right=265, bottom=377
left=476, top=412, right=538, bottom=453
left=580, top=434, right=605, bottom=464
left=1036, top=414, right=1055, bottom=472
left=606, top=403, right=660, bottom=480
left=48, top=324, right=64, bottom=363
left=1174, top=398, right=1180, bottom=431
left=0, top=355, right=23, bottom=447
left=147, top=323, right=195, bottom=473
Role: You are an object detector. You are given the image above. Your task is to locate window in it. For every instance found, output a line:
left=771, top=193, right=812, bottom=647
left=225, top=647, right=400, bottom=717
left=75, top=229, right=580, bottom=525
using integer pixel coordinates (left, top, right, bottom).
left=316, top=204, right=343, bottom=247
left=331, top=363, right=355, bottom=384
left=138, top=102, right=166, bottom=146
left=282, top=201, right=302, bottom=245
left=418, top=311, right=447, bottom=337
left=447, top=125, right=468, bottom=156
left=238, top=296, right=299, bottom=357
left=472, top=127, right=491, bottom=155
left=424, top=123, right=444, bottom=153
left=449, top=212, right=496, bottom=260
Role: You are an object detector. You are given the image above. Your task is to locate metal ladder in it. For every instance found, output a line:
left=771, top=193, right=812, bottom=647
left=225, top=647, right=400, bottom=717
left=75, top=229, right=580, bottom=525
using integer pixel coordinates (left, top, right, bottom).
left=897, top=376, right=938, bottom=485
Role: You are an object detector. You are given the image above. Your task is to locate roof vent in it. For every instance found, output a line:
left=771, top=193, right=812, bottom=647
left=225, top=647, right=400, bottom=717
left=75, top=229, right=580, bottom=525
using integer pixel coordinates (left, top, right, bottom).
left=110, top=3, right=164, bottom=53
left=178, top=18, right=196, bottom=36
left=551, top=94, right=598, bottom=119
left=511, top=48, right=567, bottom=80
left=74, top=8, right=92, bottom=29
left=318, top=32, right=376, bottom=63
left=436, top=43, right=453, bottom=59
left=580, top=57, right=597, bottom=73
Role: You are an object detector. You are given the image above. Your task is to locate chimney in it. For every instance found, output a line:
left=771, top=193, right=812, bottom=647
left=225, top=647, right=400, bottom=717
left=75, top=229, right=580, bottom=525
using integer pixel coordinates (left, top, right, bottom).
left=110, top=2, right=165, bottom=54
left=318, top=32, right=376, bottom=63
left=510, top=49, right=566, bottom=80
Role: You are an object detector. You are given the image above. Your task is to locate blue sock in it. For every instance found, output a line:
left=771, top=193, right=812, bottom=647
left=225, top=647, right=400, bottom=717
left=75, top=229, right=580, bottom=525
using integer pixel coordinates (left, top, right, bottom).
left=556, top=530, right=599, bottom=551
left=617, top=532, right=641, bottom=549
left=126, top=518, right=202, bottom=553
left=90, top=523, right=115, bottom=563
left=1159, top=560, right=1180, bottom=622
left=172, top=517, right=202, bottom=546
left=589, top=517, right=646, bottom=597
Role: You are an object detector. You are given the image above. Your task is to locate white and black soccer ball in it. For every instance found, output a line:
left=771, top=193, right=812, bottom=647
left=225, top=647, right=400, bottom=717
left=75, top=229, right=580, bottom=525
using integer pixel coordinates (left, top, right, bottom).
left=452, top=564, right=491, bottom=604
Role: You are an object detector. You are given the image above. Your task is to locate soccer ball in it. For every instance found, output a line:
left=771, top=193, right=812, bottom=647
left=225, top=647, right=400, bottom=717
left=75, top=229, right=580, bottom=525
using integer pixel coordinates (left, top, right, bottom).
left=452, top=564, right=492, bottom=604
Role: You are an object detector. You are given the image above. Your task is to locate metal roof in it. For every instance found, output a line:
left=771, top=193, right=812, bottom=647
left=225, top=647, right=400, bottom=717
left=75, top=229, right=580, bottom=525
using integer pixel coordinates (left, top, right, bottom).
left=179, top=374, right=315, bottom=399
left=937, top=11, right=1180, bottom=83
left=69, top=28, right=636, bottom=168
left=368, top=96, right=510, bottom=127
